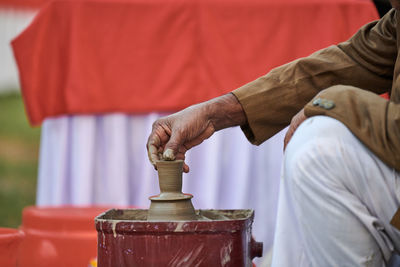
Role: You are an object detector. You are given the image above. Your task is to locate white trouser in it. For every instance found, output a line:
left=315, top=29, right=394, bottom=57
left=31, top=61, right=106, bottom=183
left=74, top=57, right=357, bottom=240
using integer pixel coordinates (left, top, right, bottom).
left=272, top=116, right=400, bottom=267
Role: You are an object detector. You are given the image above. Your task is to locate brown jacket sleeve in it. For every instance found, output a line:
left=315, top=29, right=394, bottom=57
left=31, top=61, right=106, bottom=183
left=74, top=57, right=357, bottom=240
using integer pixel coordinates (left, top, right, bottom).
left=232, top=9, right=400, bottom=171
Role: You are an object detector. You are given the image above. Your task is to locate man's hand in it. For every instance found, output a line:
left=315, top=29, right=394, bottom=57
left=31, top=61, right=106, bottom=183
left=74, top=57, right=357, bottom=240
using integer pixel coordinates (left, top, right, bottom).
left=147, top=93, right=246, bottom=173
left=284, top=108, right=308, bottom=150
left=147, top=104, right=215, bottom=173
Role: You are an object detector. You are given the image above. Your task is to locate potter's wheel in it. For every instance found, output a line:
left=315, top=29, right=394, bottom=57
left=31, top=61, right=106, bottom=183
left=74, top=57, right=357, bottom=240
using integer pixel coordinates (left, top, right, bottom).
left=95, top=160, right=264, bottom=266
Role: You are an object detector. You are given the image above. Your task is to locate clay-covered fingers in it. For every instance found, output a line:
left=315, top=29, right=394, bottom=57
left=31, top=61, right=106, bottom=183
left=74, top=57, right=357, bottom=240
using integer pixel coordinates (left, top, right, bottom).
left=182, top=163, right=190, bottom=173
left=174, top=147, right=190, bottom=173
left=147, top=120, right=172, bottom=168
left=147, top=117, right=190, bottom=170
left=146, top=104, right=216, bottom=173
left=147, top=134, right=189, bottom=172
left=162, top=127, right=185, bottom=160
left=147, top=134, right=160, bottom=168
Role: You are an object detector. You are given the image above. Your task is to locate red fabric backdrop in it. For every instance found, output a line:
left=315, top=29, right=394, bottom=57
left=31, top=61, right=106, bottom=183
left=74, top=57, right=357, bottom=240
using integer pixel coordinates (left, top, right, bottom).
left=11, top=0, right=379, bottom=125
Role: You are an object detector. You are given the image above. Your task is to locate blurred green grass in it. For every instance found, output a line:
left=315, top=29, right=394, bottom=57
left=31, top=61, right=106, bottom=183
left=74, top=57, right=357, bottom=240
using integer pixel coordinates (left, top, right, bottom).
left=0, top=92, right=40, bottom=228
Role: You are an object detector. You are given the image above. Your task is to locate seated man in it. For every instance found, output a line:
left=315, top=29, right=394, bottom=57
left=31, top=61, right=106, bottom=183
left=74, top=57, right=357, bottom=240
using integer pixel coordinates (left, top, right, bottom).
left=147, top=2, right=400, bottom=266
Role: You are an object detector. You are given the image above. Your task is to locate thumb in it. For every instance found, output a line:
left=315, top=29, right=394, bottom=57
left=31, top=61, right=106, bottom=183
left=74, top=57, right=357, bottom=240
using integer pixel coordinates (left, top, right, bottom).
left=162, top=132, right=182, bottom=160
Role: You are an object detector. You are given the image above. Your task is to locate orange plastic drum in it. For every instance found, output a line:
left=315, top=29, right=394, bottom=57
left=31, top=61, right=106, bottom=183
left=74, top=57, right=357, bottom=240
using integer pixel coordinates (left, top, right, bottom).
left=18, top=206, right=113, bottom=267
left=0, top=228, right=24, bottom=267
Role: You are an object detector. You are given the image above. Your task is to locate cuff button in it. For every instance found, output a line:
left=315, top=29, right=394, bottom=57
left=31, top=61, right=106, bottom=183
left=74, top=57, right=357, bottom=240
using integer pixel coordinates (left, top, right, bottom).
left=312, top=98, right=335, bottom=110
left=312, top=98, right=322, bottom=106
left=321, top=99, right=335, bottom=110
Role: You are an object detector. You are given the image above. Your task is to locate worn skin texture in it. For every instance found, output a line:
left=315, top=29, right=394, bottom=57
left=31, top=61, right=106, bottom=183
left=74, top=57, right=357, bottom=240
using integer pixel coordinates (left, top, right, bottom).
left=147, top=93, right=245, bottom=173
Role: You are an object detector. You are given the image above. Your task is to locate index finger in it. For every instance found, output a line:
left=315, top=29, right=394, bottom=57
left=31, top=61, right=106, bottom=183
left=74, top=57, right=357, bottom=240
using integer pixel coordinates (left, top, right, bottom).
left=147, top=134, right=161, bottom=166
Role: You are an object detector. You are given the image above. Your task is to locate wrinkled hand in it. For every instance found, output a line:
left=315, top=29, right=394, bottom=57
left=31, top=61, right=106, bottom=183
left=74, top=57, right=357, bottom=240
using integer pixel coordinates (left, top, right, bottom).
left=147, top=93, right=246, bottom=173
left=147, top=104, right=215, bottom=173
left=284, top=108, right=308, bottom=151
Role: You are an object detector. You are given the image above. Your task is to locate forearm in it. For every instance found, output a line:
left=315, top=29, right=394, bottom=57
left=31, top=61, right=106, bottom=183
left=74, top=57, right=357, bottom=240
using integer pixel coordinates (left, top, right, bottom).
left=203, top=93, right=247, bottom=131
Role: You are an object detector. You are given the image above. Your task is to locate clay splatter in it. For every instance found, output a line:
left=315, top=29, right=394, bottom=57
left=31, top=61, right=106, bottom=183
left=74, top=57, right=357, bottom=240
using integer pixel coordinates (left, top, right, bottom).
left=124, top=248, right=134, bottom=255
left=220, top=241, right=233, bottom=266
left=174, top=222, right=185, bottom=232
left=102, top=232, right=106, bottom=247
left=168, top=244, right=205, bottom=267
left=111, top=221, right=118, bottom=238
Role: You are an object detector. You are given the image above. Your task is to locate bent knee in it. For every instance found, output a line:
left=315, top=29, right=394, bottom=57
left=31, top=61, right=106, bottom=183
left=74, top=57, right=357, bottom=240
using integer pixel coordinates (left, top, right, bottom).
left=283, top=116, right=361, bottom=189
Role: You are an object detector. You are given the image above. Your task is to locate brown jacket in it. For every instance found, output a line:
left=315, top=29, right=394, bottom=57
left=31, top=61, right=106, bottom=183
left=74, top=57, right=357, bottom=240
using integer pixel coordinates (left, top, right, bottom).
left=232, top=9, right=400, bottom=228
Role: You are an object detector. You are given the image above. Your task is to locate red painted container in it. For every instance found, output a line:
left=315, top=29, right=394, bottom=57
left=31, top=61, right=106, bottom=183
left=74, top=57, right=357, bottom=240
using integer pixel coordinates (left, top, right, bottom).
left=0, top=228, right=24, bottom=267
left=18, top=205, right=113, bottom=267
left=96, top=209, right=263, bottom=267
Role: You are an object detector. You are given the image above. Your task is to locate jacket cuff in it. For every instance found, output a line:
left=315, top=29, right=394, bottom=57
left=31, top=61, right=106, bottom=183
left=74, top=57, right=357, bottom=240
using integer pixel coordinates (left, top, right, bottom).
left=232, top=77, right=271, bottom=145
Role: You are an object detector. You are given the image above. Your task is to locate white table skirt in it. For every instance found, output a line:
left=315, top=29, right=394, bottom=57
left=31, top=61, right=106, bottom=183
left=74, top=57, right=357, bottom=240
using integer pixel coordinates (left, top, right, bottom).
left=37, top=113, right=285, bottom=256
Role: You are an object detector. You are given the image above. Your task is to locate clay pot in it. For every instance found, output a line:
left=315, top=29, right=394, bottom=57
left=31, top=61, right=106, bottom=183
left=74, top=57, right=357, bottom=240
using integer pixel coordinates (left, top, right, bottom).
left=0, top=227, right=24, bottom=267
left=148, top=160, right=197, bottom=221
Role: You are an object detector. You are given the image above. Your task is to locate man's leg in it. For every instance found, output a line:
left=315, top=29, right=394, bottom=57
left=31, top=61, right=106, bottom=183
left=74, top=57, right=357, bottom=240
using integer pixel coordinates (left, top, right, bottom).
left=272, top=116, right=400, bottom=266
